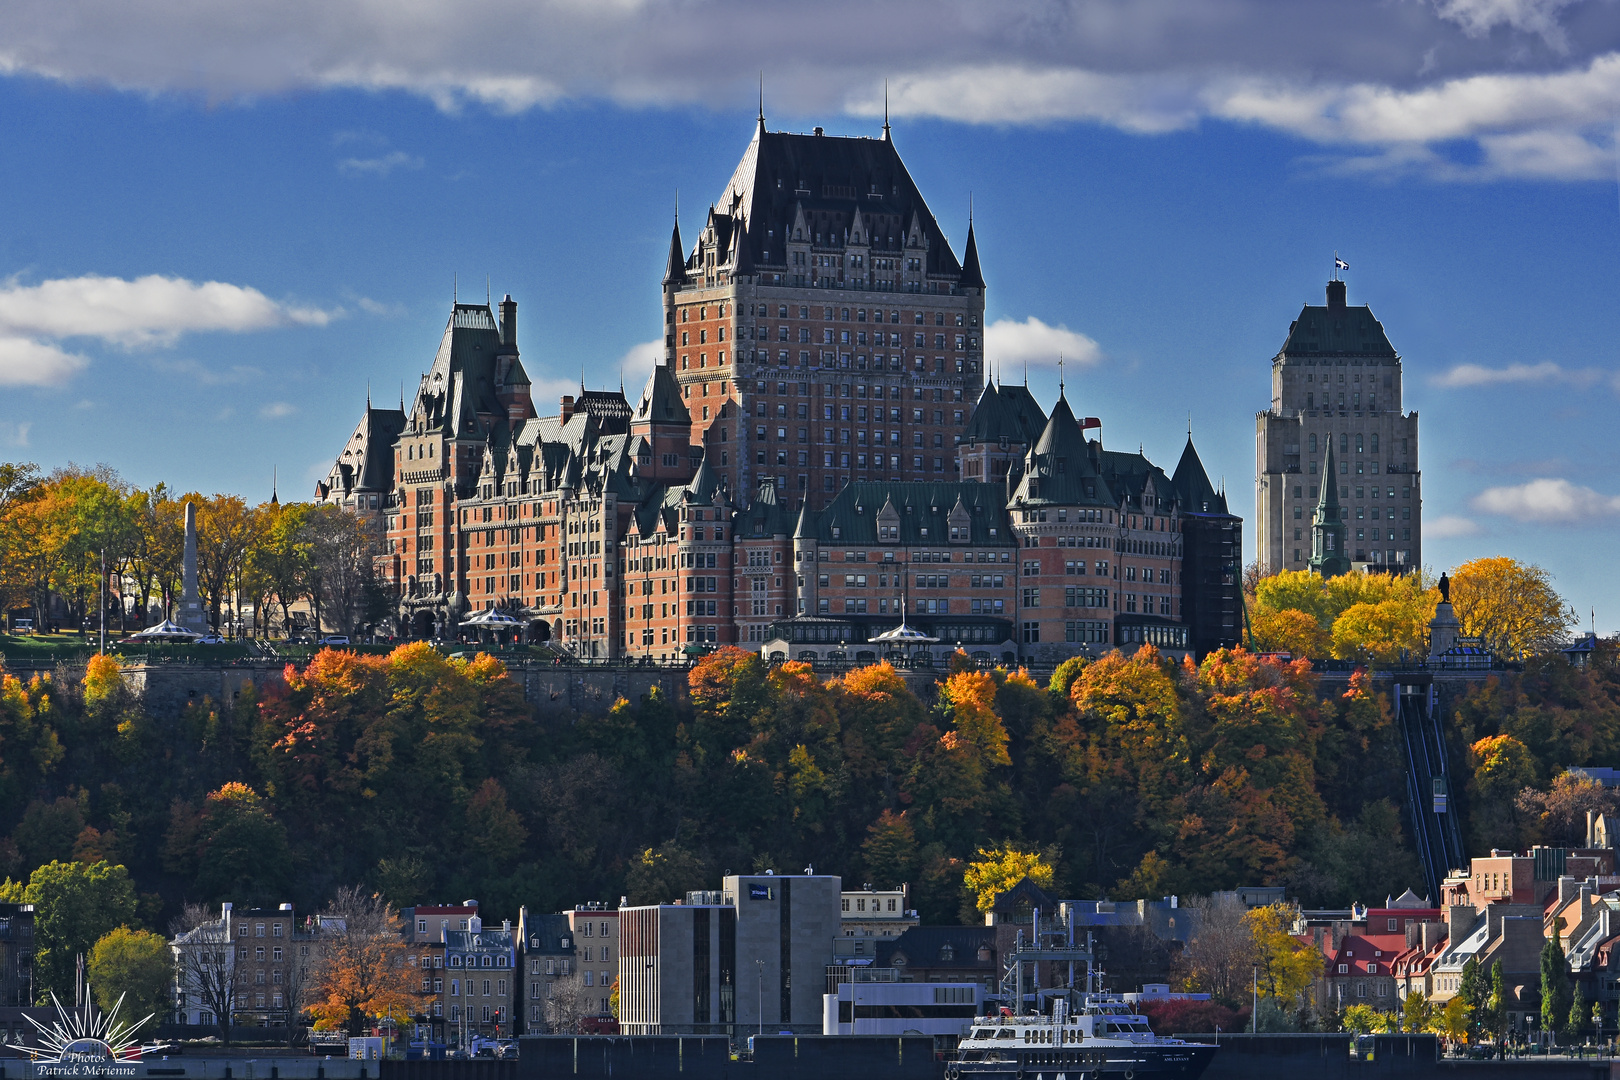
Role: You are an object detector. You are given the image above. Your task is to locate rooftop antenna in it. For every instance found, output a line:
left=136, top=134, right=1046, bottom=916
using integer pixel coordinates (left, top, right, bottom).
left=883, top=79, right=891, bottom=141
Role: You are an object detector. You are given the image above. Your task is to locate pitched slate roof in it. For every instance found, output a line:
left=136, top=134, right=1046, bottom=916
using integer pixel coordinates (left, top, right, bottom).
left=808, top=481, right=1014, bottom=546
left=877, top=926, right=996, bottom=972
left=736, top=478, right=796, bottom=538
left=687, top=122, right=973, bottom=285
left=1277, top=281, right=1400, bottom=360
left=635, top=363, right=692, bottom=426
left=1171, top=437, right=1227, bottom=515
left=331, top=406, right=407, bottom=494
left=415, top=302, right=509, bottom=439
left=962, top=381, right=1048, bottom=447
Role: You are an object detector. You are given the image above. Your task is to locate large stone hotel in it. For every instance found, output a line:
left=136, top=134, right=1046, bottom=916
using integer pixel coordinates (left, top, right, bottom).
left=317, top=117, right=1243, bottom=663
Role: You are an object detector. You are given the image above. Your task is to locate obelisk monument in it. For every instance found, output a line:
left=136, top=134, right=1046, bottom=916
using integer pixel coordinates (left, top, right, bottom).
left=177, top=502, right=208, bottom=633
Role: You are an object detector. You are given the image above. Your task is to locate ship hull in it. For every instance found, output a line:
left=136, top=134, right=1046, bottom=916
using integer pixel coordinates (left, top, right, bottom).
left=949, top=1043, right=1216, bottom=1080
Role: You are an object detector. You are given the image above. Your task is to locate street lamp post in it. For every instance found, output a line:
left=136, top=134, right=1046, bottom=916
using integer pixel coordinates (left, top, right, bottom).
left=1252, top=965, right=1259, bottom=1033
left=755, top=960, right=764, bottom=1039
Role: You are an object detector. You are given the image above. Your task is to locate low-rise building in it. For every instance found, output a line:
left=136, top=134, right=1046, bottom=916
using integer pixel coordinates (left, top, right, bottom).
left=444, top=917, right=516, bottom=1041
left=0, top=905, right=34, bottom=1008
left=822, top=969, right=979, bottom=1040
left=170, top=902, right=300, bottom=1031
left=837, top=885, right=917, bottom=957
left=401, top=904, right=477, bottom=1041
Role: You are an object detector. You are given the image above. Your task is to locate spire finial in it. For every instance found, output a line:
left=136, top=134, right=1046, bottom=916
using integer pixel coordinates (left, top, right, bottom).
left=272, top=465, right=278, bottom=505
left=486, top=274, right=490, bottom=306
left=883, top=79, right=891, bottom=141
left=367, top=379, right=371, bottom=408
left=969, top=190, right=973, bottom=225
left=453, top=272, right=457, bottom=304
left=1188, top=411, right=1193, bottom=437
left=1058, top=353, right=1064, bottom=397
left=759, top=71, right=765, bottom=125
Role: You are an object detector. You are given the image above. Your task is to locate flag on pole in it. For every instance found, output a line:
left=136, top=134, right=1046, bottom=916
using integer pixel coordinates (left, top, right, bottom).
left=1335, top=256, right=1350, bottom=270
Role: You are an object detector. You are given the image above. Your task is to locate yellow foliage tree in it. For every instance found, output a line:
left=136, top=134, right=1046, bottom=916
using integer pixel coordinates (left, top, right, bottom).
left=1330, top=591, right=1436, bottom=665
left=82, top=654, right=122, bottom=711
left=1449, top=557, right=1574, bottom=659
left=1248, top=605, right=1330, bottom=658
left=962, top=847, right=1054, bottom=914
left=941, top=670, right=1011, bottom=768
left=1245, top=902, right=1322, bottom=1006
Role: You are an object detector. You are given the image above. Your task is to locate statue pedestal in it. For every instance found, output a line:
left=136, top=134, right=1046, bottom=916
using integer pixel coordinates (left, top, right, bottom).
left=1428, top=601, right=1461, bottom=659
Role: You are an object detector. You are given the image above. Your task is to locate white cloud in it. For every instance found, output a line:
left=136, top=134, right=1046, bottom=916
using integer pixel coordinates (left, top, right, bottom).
left=0, top=274, right=338, bottom=386
left=0, top=336, right=88, bottom=386
left=259, top=402, right=297, bottom=419
left=1472, top=477, right=1620, bottom=523
left=0, top=421, right=32, bottom=447
left=338, top=150, right=424, bottom=177
left=1431, top=361, right=1606, bottom=388
left=986, top=316, right=1103, bottom=371
left=1427, top=514, right=1483, bottom=538
left=0, top=0, right=1615, bottom=181
left=0, top=274, right=335, bottom=347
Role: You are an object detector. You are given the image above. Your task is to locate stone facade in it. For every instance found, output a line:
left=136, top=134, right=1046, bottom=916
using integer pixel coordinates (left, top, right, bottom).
left=314, top=118, right=1243, bottom=662
left=1256, top=279, right=1421, bottom=576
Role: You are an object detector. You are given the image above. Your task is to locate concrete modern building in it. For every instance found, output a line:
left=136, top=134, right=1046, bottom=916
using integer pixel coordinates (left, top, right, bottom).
left=1256, top=278, right=1421, bottom=576
left=617, top=873, right=840, bottom=1036
left=823, top=971, right=979, bottom=1038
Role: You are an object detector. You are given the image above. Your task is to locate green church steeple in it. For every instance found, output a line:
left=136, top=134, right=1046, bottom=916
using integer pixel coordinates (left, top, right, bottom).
left=1310, top=439, right=1350, bottom=579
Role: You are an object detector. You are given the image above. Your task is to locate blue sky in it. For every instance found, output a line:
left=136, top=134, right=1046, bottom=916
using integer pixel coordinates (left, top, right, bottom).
left=1, top=0, right=1618, bottom=631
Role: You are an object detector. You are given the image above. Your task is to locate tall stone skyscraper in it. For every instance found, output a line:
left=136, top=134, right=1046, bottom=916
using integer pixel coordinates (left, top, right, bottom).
left=661, top=111, right=986, bottom=508
left=1255, top=278, right=1421, bottom=576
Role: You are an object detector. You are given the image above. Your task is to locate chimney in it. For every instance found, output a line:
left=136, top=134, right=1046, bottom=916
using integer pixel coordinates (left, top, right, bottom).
left=1326, top=280, right=1347, bottom=310
left=500, top=294, right=517, bottom=349
left=561, top=395, right=575, bottom=424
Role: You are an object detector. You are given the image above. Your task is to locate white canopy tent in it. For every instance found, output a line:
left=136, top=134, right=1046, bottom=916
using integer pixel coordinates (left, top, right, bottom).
left=123, top=619, right=202, bottom=643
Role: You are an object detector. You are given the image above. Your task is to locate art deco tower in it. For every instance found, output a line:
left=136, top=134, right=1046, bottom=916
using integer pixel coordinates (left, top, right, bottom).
left=1255, top=278, right=1421, bottom=576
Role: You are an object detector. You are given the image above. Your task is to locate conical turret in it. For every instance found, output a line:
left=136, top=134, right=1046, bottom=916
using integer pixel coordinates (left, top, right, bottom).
left=959, top=220, right=985, bottom=290
left=663, top=216, right=685, bottom=286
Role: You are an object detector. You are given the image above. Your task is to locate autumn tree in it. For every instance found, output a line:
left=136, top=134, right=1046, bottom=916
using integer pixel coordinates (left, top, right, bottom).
left=88, top=927, right=172, bottom=1026
left=962, top=846, right=1054, bottom=915
left=1450, top=557, right=1574, bottom=659
left=310, top=887, right=417, bottom=1035
left=244, top=501, right=313, bottom=634
left=1517, top=771, right=1619, bottom=847
left=303, top=504, right=380, bottom=636
left=1245, top=903, right=1321, bottom=1008
left=1248, top=605, right=1329, bottom=658
left=187, top=494, right=260, bottom=631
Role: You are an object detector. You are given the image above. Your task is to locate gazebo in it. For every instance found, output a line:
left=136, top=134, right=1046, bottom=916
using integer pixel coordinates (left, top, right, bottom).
left=458, top=607, right=527, bottom=645
left=867, top=621, right=940, bottom=666
left=122, top=619, right=202, bottom=643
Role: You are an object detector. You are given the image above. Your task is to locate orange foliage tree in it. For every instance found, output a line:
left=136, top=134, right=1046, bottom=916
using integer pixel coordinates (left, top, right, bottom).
left=309, top=886, right=418, bottom=1034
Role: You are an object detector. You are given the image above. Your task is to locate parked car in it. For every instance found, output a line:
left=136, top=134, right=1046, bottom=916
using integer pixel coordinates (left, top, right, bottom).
left=11, top=618, right=33, bottom=633
left=287, top=633, right=313, bottom=644
left=316, top=634, right=351, bottom=646
left=197, top=631, right=227, bottom=645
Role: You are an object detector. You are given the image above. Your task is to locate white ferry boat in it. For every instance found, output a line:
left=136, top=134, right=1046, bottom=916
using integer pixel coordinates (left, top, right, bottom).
left=947, top=996, right=1217, bottom=1080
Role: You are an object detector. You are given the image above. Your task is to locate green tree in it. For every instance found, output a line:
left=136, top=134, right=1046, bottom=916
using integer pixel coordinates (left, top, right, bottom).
left=1459, top=956, right=1488, bottom=1040
left=1567, top=981, right=1588, bottom=1042
left=88, top=926, right=172, bottom=1025
left=1542, top=918, right=1572, bottom=1042
left=17, top=860, right=138, bottom=1001
left=1485, top=959, right=1506, bottom=1043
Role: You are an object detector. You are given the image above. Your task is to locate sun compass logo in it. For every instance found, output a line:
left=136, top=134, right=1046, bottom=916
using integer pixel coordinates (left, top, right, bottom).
left=9, top=989, right=166, bottom=1077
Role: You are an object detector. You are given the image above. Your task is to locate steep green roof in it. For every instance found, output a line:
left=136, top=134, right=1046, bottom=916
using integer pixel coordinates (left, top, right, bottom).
left=809, top=481, right=1014, bottom=546
left=1278, top=281, right=1399, bottom=360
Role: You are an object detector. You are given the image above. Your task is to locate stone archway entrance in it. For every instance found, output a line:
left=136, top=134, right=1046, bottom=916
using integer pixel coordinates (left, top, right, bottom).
left=410, top=610, right=437, bottom=640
